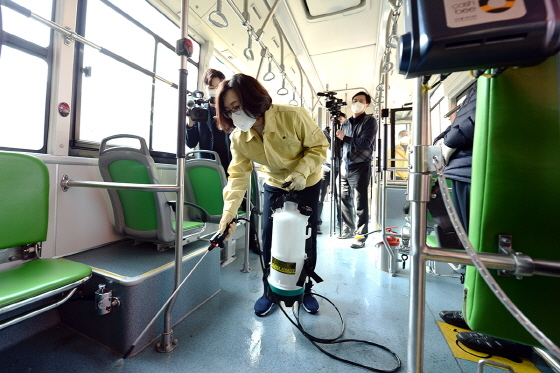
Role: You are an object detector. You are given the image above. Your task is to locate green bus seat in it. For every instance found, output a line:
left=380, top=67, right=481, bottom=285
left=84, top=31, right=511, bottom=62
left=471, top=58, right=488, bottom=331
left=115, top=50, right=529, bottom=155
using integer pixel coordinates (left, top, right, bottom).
left=464, top=56, right=560, bottom=347
left=184, top=150, right=253, bottom=264
left=0, top=152, right=91, bottom=330
left=184, top=150, right=228, bottom=223
left=98, top=135, right=214, bottom=250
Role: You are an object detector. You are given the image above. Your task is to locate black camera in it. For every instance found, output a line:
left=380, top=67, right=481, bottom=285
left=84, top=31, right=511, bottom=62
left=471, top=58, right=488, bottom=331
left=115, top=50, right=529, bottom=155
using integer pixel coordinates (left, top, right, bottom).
left=187, top=90, right=213, bottom=122
left=318, top=91, right=346, bottom=113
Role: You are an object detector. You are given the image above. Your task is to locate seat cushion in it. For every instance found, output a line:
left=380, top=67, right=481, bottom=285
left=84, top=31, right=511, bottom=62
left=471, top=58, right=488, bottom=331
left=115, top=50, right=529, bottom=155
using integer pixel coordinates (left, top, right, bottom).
left=0, top=259, right=92, bottom=308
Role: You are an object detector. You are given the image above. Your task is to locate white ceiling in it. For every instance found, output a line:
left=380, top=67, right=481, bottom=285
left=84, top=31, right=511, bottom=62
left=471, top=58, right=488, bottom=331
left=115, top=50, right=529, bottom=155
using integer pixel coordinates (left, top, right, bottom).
left=154, top=0, right=414, bottom=115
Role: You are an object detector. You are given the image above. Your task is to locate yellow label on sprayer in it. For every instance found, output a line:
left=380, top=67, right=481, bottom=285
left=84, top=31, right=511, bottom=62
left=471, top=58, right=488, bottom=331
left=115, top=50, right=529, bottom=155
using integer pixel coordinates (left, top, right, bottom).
left=271, top=256, right=296, bottom=275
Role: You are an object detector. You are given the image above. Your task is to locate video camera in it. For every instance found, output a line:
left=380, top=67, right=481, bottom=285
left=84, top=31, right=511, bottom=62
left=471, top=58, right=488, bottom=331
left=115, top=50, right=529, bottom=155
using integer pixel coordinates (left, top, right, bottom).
left=318, top=91, right=346, bottom=119
left=187, top=90, right=214, bottom=122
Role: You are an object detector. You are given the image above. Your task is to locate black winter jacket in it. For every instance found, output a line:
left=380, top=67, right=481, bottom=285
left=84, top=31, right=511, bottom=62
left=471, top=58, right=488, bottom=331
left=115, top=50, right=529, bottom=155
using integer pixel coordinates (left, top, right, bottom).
left=433, top=85, right=476, bottom=183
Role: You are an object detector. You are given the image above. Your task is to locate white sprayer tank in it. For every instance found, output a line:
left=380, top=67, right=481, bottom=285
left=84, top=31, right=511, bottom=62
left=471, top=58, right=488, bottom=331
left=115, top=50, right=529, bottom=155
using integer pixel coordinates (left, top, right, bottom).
left=268, top=200, right=311, bottom=298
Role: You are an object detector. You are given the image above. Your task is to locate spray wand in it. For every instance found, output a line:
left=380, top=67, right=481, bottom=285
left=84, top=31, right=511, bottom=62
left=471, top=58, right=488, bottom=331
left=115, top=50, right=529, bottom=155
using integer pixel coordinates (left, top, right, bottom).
left=115, top=219, right=235, bottom=366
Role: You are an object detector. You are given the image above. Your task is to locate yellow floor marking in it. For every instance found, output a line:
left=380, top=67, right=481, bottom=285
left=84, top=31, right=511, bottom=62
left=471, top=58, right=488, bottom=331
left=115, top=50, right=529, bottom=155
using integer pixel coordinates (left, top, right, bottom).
left=437, top=321, right=541, bottom=372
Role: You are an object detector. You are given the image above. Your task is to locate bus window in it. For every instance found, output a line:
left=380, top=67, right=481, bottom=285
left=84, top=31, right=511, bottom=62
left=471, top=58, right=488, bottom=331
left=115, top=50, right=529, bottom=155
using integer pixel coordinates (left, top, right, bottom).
left=74, top=0, right=200, bottom=155
left=0, top=47, right=49, bottom=150
left=0, top=0, right=52, bottom=152
left=2, top=0, right=53, bottom=47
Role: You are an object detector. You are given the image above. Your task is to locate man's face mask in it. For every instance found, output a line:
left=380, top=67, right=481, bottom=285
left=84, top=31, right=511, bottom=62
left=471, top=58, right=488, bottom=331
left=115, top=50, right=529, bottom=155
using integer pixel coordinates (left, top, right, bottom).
left=351, top=102, right=365, bottom=114
left=231, top=110, right=256, bottom=132
left=207, top=88, right=217, bottom=98
left=400, top=136, right=411, bottom=144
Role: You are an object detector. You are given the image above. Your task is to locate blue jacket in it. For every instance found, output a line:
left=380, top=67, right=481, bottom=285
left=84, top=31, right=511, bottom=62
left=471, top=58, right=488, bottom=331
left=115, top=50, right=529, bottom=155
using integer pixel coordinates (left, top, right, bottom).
left=434, top=85, right=476, bottom=183
left=186, top=103, right=232, bottom=172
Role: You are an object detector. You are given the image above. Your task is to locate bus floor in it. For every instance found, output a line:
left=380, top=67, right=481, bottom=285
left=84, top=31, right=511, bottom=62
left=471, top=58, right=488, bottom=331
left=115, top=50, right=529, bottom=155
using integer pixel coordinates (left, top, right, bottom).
left=0, top=226, right=556, bottom=373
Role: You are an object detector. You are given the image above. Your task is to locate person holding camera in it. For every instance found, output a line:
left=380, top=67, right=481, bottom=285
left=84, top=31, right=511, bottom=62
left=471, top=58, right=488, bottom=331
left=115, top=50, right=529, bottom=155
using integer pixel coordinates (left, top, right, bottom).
left=186, top=68, right=231, bottom=173
left=214, top=73, right=328, bottom=317
left=336, top=91, right=377, bottom=249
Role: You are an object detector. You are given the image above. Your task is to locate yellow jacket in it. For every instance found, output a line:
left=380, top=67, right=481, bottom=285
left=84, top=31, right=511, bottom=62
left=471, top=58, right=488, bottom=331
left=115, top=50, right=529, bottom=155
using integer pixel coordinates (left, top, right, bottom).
left=223, top=104, right=329, bottom=215
left=388, top=144, right=409, bottom=180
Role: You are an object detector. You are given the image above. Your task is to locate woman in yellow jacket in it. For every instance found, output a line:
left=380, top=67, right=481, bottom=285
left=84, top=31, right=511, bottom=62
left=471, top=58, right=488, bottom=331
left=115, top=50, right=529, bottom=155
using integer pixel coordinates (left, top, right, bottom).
left=389, top=130, right=410, bottom=180
left=215, top=74, right=328, bottom=317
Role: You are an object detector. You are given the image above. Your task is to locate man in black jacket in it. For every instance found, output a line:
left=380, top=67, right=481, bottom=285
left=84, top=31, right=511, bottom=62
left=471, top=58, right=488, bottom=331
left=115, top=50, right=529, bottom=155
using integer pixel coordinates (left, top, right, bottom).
left=336, top=91, right=377, bottom=249
left=186, top=68, right=231, bottom=174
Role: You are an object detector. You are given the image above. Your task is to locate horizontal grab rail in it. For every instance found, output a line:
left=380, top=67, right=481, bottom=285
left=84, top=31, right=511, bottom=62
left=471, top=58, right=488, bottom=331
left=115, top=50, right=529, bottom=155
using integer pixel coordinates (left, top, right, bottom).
left=423, top=246, right=560, bottom=278
left=60, top=175, right=180, bottom=193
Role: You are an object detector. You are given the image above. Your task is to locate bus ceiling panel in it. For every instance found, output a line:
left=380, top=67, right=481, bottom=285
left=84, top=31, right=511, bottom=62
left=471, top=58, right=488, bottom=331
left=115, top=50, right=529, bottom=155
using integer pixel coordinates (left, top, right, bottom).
left=188, top=0, right=216, bottom=20
left=270, top=0, right=384, bottom=95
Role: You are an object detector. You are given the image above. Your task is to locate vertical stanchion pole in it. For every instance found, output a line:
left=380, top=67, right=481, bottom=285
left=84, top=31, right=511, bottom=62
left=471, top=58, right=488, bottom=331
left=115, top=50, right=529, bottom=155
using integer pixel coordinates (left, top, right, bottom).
left=158, top=0, right=189, bottom=354
left=242, top=179, right=252, bottom=272
left=407, top=77, right=431, bottom=372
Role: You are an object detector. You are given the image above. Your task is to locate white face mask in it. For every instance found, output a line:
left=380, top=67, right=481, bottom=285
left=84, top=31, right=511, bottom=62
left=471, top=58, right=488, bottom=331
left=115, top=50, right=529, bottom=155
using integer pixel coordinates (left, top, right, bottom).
left=231, top=110, right=256, bottom=132
left=207, top=88, right=217, bottom=98
left=400, top=136, right=411, bottom=144
left=351, top=102, right=365, bottom=114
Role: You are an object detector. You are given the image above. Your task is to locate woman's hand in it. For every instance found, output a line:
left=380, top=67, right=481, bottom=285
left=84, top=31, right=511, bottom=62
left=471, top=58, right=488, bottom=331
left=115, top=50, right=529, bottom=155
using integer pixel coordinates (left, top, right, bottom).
left=218, top=211, right=237, bottom=241
left=284, top=171, right=306, bottom=191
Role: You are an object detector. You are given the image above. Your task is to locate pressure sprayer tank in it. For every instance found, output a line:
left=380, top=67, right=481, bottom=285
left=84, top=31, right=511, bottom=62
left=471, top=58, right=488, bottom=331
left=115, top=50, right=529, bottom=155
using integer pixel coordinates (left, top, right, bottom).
left=268, top=198, right=312, bottom=307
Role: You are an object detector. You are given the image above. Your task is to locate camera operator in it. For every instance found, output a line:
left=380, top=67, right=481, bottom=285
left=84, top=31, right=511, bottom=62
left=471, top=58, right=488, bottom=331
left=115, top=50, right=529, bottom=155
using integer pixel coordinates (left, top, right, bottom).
left=335, top=91, right=377, bottom=249
left=186, top=68, right=231, bottom=173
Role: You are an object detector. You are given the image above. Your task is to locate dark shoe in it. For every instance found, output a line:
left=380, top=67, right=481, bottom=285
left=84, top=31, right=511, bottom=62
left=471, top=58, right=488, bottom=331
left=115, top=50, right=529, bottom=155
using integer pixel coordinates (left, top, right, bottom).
left=456, top=331, right=533, bottom=363
left=254, top=296, right=275, bottom=317
left=337, top=231, right=353, bottom=239
left=302, top=293, right=319, bottom=314
left=439, top=310, right=469, bottom=329
left=350, top=240, right=365, bottom=249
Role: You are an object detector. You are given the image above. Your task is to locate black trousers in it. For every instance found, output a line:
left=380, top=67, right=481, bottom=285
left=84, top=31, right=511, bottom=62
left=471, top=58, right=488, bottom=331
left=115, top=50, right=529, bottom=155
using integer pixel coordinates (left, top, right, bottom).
left=340, top=164, right=371, bottom=241
left=261, top=181, right=321, bottom=294
left=451, top=179, right=471, bottom=234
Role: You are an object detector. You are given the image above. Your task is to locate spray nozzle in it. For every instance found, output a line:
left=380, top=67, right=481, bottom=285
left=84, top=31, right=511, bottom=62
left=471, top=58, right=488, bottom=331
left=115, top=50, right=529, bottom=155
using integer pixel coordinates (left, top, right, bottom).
left=208, top=219, right=237, bottom=251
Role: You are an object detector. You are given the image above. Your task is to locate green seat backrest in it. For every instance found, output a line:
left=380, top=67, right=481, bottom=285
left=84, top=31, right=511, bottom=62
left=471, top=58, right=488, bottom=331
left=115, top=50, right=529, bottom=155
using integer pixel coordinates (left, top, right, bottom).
left=184, top=153, right=227, bottom=224
left=464, top=56, right=560, bottom=347
left=99, top=135, right=176, bottom=243
left=186, top=166, right=224, bottom=216
left=108, top=160, right=159, bottom=231
left=0, top=152, right=49, bottom=248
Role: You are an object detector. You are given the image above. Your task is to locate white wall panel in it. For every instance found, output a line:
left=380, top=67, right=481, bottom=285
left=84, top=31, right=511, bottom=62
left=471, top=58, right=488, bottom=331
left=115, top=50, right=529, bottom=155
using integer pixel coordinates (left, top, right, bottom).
left=52, top=161, right=120, bottom=257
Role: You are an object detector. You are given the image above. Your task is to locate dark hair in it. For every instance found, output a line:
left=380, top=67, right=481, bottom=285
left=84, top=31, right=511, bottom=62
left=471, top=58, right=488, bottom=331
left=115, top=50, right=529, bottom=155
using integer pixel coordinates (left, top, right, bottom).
left=215, top=73, right=272, bottom=133
left=203, top=68, right=225, bottom=86
left=338, top=113, right=347, bottom=118
left=352, top=91, right=372, bottom=104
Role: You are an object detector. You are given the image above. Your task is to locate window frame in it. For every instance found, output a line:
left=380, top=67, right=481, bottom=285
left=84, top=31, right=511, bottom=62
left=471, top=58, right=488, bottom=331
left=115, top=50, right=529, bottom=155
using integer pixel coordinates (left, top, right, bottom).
left=70, top=0, right=200, bottom=162
left=0, top=5, right=53, bottom=154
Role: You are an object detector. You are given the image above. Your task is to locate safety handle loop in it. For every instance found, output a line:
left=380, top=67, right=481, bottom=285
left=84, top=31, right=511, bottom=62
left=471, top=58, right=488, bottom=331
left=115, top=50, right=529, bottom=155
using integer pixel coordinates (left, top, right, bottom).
left=263, top=59, right=275, bottom=81
left=386, top=34, right=399, bottom=49
left=289, top=92, right=298, bottom=105
left=381, top=61, right=394, bottom=74
left=208, top=0, right=228, bottom=28
left=244, top=30, right=254, bottom=61
left=277, top=77, right=288, bottom=95
left=244, top=48, right=254, bottom=61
